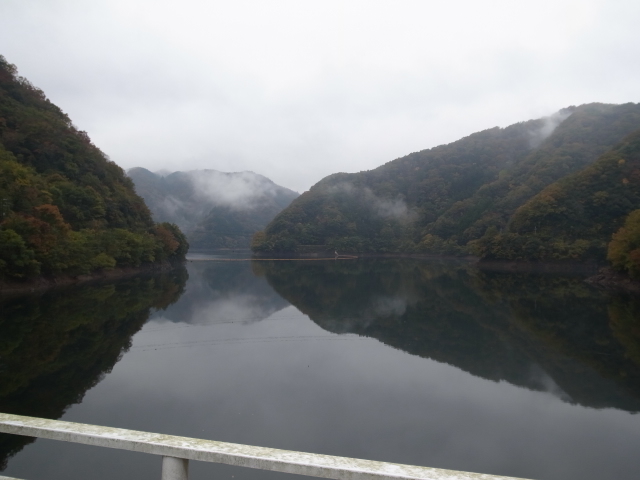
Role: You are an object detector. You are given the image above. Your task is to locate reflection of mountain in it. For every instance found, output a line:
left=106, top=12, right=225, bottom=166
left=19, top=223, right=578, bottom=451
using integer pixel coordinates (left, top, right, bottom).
left=258, top=259, right=640, bottom=411
left=154, top=261, right=290, bottom=325
left=128, top=168, right=299, bottom=249
left=0, top=268, right=187, bottom=470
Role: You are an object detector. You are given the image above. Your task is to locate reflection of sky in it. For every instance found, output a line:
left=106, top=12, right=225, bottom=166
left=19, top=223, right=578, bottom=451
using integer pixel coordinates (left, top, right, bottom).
left=154, top=292, right=282, bottom=325
left=154, top=260, right=290, bottom=325
left=5, top=263, right=640, bottom=480
left=7, top=309, right=640, bottom=480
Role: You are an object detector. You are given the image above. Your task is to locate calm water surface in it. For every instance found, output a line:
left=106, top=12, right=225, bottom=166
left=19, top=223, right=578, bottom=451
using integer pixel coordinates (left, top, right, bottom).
left=1, top=257, right=640, bottom=480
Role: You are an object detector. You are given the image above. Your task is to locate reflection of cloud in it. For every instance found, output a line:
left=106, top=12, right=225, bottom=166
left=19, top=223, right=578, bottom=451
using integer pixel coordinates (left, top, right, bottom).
left=527, top=364, right=573, bottom=403
left=151, top=261, right=291, bottom=326
left=187, top=294, right=275, bottom=325
left=328, top=295, right=412, bottom=332
left=370, top=295, right=408, bottom=317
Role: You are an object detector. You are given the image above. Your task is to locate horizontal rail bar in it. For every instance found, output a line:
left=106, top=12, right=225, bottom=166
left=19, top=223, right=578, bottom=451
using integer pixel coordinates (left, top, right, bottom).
left=0, top=413, right=530, bottom=480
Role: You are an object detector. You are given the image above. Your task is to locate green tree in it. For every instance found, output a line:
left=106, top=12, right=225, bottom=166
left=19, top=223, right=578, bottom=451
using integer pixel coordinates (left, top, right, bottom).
left=0, top=55, right=189, bottom=280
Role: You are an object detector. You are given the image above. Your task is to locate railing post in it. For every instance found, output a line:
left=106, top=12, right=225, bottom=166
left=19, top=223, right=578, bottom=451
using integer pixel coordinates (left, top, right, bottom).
left=162, top=456, right=189, bottom=480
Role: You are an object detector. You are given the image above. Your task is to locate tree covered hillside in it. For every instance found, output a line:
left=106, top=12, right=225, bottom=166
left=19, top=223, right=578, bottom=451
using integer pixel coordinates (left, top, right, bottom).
left=253, top=103, right=640, bottom=260
left=0, top=56, right=188, bottom=280
left=128, top=168, right=298, bottom=249
left=473, top=129, right=640, bottom=260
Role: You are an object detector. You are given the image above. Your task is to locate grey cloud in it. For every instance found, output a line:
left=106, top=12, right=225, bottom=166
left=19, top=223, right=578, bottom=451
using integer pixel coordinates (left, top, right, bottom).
left=1, top=1, right=640, bottom=192
left=190, top=170, right=281, bottom=210
left=158, top=196, right=188, bottom=218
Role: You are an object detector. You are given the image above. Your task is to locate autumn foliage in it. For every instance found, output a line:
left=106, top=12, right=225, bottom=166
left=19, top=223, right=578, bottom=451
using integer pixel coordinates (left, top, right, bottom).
left=0, top=55, right=188, bottom=279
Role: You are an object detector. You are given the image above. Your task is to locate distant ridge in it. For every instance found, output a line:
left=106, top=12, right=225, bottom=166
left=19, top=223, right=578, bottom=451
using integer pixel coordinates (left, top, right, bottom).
left=128, top=168, right=299, bottom=249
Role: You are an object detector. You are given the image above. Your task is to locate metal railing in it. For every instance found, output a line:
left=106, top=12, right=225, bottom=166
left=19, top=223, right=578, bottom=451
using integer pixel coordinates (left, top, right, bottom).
left=0, top=413, right=530, bottom=480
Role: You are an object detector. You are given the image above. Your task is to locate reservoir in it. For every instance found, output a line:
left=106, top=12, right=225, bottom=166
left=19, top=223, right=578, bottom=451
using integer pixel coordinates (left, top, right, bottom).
left=1, top=257, right=640, bottom=480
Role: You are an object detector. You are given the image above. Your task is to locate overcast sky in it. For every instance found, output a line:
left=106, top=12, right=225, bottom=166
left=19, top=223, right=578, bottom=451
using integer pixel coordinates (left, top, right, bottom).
left=1, top=0, right=639, bottom=192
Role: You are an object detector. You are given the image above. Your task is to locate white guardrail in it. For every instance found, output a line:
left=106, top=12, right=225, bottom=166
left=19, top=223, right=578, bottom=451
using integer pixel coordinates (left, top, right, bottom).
left=0, top=413, right=531, bottom=480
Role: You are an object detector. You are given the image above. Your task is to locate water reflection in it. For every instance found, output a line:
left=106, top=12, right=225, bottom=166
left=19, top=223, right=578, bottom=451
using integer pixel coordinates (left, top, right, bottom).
left=155, top=260, right=290, bottom=325
left=0, top=267, right=187, bottom=468
left=258, top=259, right=640, bottom=411
left=2, top=258, right=640, bottom=480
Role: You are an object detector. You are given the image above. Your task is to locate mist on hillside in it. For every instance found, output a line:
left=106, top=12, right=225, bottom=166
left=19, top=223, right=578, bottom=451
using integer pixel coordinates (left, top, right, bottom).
left=128, top=167, right=299, bottom=249
left=190, top=170, right=294, bottom=210
left=528, top=109, right=574, bottom=148
left=328, top=182, right=417, bottom=222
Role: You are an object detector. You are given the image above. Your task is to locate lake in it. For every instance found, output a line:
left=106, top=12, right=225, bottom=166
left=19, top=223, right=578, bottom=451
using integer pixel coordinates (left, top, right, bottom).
left=1, top=256, right=640, bottom=480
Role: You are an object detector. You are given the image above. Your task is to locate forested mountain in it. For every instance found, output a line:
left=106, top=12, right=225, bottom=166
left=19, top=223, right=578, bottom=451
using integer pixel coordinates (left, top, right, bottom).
left=474, top=129, right=640, bottom=260
left=0, top=55, right=188, bottom=281
left=128, top=168, right=298, bottom=249
left=253, top=103, right=640, bottom=262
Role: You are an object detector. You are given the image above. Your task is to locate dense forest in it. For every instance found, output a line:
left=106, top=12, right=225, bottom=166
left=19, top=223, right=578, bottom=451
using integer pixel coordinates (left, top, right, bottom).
left=253, top=103, right=640, bottom=272
left=128, top=168, right=298, bottom=249
left=0, top=56, right=188, bottom=281
left=473, top=130, right=640, bottom=264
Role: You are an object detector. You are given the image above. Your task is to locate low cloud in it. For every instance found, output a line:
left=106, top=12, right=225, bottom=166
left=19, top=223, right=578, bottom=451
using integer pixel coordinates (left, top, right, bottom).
left=375, top=197, right=411, bottom=219
left=328, top=182, right=416, bottom=222
left=528, top=109, right=573, bottom=148
left=189, top=170, right=280, bottom=210
left=159, top=195, right=187, bottom=218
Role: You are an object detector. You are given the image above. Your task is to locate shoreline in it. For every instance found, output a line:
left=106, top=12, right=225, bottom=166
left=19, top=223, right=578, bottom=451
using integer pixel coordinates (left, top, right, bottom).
left=584, top=267, right=640, bottom=294
left=475, top=258, right=602, bottom=275
left=251, top=251, right=479, bottom=261
left=252, top=251, right=604, bottom=272
left=0, top=260, right=184, bottom=297
left=251, top=251, right=640, bottom=290
left=4, top=253, right=637, bottom=296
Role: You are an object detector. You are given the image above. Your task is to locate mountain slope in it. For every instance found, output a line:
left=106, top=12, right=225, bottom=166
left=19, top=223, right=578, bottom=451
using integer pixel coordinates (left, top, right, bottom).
left=427, top=103, right=640, bottom=244
left=128, top=168, right=298, bottom=249
left=472, top=129, right=640, bottom=260
left=253, top=103, right=640, bottom=258
left=0, top=55, right=188, bottom=280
